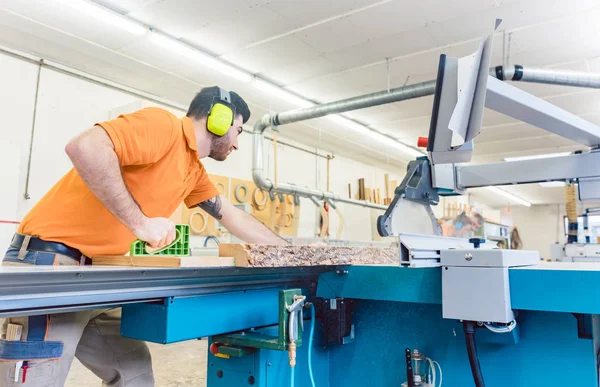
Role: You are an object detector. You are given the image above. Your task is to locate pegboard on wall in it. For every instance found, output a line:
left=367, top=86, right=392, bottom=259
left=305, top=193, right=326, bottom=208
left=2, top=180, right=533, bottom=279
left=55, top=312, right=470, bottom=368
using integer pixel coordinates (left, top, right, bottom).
left=231, top=178, right=299, bottom=237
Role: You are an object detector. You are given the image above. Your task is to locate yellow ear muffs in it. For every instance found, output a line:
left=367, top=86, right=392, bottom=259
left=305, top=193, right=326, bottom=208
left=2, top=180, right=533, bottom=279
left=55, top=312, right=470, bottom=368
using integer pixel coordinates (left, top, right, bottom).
left=207, top=88, right=235, bottom=136
left=207, top=103, right=233, bottom=136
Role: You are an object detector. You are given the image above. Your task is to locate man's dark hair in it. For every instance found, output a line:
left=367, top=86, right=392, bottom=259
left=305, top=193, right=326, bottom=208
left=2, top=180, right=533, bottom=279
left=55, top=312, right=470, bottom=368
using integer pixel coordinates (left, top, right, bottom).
left=472, top=213, right=484, bottom=226
left=186, top=86, right=251, bottom=124
left=454, top=212, right=473, bottom=227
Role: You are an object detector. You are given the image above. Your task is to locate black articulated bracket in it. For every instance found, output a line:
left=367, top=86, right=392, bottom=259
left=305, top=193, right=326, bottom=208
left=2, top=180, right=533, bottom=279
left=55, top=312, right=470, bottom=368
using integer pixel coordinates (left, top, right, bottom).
left=320, top=298, right=354, bottom=346
left=573, top=313, right=593, bottom=340
left=377, top=158, right=439, bottom=237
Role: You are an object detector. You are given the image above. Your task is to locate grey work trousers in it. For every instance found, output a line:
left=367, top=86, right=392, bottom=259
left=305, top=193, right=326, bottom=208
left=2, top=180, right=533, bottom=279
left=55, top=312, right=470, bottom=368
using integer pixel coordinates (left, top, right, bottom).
left=0, top=247, right=154, bottom=387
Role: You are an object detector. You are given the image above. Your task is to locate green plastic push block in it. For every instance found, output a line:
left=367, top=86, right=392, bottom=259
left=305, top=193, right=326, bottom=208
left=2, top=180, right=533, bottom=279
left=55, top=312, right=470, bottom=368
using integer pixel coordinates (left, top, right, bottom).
left=129, top=224, right=190, bottom=256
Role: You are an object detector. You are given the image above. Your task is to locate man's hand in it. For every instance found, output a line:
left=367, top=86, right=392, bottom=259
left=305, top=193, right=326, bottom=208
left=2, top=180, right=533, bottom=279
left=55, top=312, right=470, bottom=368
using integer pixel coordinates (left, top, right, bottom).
left=132, top=217, right=176, bottom=249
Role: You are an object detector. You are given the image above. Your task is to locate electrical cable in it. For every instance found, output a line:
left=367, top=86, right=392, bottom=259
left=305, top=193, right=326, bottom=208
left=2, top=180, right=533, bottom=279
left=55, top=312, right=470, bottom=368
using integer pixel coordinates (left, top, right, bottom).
left=426, top=357, right=436, bottom=387
left=425, top=357, right=442, bottom=387
left=434, top=360, right=442, bottom=387
left=308, top=303, right=316, bottom=387
left=290, top=366, right=294, bottom=387
left=203, top=235, right=220, bottom=247
left=463, top=321, right=486, bottom=387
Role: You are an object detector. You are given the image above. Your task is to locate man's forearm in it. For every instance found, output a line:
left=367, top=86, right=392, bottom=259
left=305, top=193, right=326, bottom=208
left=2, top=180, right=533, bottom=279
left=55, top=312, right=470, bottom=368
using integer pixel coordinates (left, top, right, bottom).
left=65, top=127, right=145, bottom=231
left=199, top=196, right=289, bottom=245
left=230, top=210, right=289, bottom=245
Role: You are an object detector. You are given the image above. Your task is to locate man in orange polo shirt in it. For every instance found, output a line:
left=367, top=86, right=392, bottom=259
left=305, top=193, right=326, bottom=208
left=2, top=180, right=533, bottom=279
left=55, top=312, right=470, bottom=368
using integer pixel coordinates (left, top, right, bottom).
left=0, top=86, right=288, bottom=386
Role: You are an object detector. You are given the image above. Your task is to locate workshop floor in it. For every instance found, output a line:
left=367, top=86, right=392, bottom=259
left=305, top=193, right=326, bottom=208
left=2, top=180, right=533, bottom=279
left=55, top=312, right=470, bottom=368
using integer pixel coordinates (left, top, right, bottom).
left=66, top=340, right=208, bottom=387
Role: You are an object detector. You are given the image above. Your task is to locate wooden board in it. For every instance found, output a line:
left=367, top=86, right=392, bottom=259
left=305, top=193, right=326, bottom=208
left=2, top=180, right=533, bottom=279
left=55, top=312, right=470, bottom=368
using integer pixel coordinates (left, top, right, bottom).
left=358, top=178, right=365, bottom=200
left=384, top=174, right=390, bottom=200
left=93, top=255, right=234, bottom=268
left=231, top=177, right=270, bottom=225
left=231, top=177, right=298, bottom=237
left=390, top=180, right=398, bottom=194
left=279, top=195, right=299, bottom=237
left=210, top=174, right=230, bottom=197
left=219, top=244, right=398, bottom=268
left=231, top=178, right=254, bottom=205
left=182, top=206, right=217, bottom=237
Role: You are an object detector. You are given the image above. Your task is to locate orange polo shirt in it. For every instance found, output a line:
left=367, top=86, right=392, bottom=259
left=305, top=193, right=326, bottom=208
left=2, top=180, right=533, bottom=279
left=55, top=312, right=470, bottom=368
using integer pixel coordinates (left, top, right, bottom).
left=19, top=107, right=219, bottom=257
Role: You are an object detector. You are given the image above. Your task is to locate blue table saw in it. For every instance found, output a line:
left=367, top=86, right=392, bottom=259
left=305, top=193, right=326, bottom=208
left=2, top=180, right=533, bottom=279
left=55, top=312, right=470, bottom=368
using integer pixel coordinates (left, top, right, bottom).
left=1, top=261, right=600, bottom=387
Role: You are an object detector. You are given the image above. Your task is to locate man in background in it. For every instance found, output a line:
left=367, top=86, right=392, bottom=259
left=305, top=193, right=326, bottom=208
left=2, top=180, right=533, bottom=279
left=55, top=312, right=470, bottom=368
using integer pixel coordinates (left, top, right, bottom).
left=442, top=212, right=484, bottom=238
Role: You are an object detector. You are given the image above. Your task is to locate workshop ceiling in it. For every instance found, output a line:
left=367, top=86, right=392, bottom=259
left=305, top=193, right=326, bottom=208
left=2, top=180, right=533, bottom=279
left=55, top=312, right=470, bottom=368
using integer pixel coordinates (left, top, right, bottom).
left=0, top=0, right=598, bottom=206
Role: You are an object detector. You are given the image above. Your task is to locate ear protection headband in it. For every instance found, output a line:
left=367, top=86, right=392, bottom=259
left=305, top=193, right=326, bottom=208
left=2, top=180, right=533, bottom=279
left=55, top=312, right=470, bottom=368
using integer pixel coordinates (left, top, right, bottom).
left=454, top=211, right=467, bottom=230
left=207, top=88, right=234, bottom=136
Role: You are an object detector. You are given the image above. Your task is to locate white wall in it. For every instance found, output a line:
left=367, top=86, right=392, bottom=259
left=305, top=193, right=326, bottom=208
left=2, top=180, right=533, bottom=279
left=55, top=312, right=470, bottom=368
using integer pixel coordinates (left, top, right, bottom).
left=511, top=201, right=600, bottom=259
left=435, top=195, right=502, bottom=224
left=0, top=51, right=406, bottom=251
left=0, top=54, right=37, bottom=246
left=510, top=205, right=566, bottom=259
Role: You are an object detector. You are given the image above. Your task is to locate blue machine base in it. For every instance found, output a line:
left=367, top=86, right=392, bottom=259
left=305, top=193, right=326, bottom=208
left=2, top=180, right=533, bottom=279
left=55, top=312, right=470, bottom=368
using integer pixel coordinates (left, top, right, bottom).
left=118, top=266, right=600, bottom=386
left=203, top=301, right=595, bottom=387
left=326, top=301, right=596, bottom=387
left=207, top=325, right=330, bottom=387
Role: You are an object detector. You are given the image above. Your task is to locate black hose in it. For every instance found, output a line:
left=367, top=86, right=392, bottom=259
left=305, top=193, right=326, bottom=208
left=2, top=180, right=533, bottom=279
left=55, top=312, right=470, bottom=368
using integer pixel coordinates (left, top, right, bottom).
left=463, top=321, right=486, bottom=387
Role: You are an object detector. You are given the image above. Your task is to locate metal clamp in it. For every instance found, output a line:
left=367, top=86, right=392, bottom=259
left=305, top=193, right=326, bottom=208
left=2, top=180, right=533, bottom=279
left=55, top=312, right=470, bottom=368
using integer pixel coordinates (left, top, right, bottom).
left=325, top=198, right=337, bottom=210
left=309, top=196, right=322, bottom=207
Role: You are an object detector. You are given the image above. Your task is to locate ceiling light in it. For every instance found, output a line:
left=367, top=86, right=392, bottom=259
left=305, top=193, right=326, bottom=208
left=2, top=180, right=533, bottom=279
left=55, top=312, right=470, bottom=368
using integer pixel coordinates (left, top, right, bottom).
left=539, top=181, right=566, bottom=188
left=253, top=79, right=315, bottom=108
left=329, top=116, right=371, bottom=135
left=504, top=152, right=571, bottom=162
left=369, top=131, right=425, bottom=158
left=58, top=0, right=146, bottom=35
left=486, top=187, right=532, bottom=206
left=329, top=116, right=425, bottom=158
left=150, top=33, right=252, bottom=83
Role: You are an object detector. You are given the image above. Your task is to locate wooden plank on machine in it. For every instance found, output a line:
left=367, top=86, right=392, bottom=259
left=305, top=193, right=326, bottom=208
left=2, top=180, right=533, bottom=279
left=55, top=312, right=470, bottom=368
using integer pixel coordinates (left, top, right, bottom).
left=384, top=174, right=390, bottom=200
left=358, top=178, right=365, bottom=200
left=93, top=255, right=234, bottom=268
left=219, top=244, right=398, bottom=268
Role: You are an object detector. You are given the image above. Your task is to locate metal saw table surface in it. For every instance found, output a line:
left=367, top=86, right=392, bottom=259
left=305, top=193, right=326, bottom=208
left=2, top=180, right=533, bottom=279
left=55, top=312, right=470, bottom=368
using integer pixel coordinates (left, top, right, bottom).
left=3, top=261, right=600, bottom=317
left=3, top=263, right=600, bottom=387
left=0, top=264, right=332, bottom=318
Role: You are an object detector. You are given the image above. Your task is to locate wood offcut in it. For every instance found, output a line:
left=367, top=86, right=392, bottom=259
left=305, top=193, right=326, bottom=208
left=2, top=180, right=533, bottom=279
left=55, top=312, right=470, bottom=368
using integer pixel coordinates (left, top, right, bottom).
left=220, top=244, right=398, bottom=267
left=93, top=255, right=234, bottom=268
